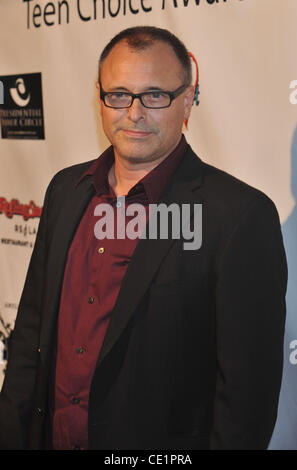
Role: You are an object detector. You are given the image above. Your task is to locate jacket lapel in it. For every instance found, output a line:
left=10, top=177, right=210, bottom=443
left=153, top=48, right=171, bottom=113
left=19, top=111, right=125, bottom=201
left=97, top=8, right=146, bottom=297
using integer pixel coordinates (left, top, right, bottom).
left=97, top=148, right=204, bottom=366
left=39, top=176, right=95, bottom=350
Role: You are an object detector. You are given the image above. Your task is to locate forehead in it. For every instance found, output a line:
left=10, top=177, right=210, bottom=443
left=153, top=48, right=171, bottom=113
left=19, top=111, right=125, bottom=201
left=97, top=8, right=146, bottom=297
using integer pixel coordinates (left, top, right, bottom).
left=100, top=40, right=185, bottom=89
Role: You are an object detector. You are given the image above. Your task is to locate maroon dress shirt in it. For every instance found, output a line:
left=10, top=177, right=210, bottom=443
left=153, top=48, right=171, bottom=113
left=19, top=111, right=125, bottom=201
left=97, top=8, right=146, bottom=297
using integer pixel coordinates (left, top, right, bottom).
left=52, top=135, right=188, bottom=450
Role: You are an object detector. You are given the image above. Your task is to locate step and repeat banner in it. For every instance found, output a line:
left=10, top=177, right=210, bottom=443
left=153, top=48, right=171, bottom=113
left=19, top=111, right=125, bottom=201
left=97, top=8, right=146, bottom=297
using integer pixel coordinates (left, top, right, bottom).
left=0, top=0, right=296, bottom=449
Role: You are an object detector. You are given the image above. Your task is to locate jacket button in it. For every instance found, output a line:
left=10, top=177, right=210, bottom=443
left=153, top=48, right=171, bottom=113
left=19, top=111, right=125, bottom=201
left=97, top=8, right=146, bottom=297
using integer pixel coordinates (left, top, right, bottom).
left=37, top=407, right=44, bottom=416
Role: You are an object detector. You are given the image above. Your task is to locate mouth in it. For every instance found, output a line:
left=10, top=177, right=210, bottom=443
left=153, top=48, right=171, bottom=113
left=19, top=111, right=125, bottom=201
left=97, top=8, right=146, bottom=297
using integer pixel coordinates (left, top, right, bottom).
left=122, top=129, right=153, bottom=138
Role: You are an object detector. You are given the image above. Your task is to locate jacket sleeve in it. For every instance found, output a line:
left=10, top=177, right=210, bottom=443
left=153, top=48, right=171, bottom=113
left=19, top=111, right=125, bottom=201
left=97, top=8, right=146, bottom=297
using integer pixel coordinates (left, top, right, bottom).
left=210, top=193, right=287, bottom=449
left=0, top=175, right=56, bottom=450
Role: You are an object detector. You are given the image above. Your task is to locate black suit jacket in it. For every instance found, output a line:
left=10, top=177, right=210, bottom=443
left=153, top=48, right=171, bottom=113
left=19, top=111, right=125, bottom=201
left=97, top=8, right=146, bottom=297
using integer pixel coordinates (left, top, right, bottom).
left=0, top=145, right=287, bottom=450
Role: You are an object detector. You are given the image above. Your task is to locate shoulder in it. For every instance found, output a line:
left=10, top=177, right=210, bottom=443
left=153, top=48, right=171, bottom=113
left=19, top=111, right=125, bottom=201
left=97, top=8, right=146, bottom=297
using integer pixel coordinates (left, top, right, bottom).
left=38, top=158, right=97, bottom=215
left=186, top=145, right=279, bottom=219
left=49, top=158, right=97, bottom=189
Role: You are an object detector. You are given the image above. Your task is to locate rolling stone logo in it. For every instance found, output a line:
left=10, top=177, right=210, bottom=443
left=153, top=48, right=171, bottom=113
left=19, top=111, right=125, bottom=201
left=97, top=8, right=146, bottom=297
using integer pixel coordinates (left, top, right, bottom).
left=0, top=196, right=42, bottom=248
left=0, top=72, right=45, bottom=140
left=0, top=197, right=42, bottom=220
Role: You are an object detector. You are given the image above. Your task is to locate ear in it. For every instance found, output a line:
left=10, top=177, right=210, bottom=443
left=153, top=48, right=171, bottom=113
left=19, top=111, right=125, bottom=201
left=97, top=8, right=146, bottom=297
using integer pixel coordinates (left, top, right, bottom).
left=183, top=85, right=195, bottom=121
left=96, top=81, right=103, bottom=116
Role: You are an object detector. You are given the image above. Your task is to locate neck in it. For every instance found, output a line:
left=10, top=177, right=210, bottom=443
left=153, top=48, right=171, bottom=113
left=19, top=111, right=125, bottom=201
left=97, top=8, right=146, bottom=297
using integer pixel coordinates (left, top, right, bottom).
left=108, top=154, right=165, bottom=196
left=108, top=137, right=183, bottom=196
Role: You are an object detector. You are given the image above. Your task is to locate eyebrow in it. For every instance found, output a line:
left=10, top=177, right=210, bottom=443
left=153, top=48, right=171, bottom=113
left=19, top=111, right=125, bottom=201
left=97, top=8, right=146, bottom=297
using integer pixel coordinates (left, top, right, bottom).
left=107, top=86, right=166, bottom=92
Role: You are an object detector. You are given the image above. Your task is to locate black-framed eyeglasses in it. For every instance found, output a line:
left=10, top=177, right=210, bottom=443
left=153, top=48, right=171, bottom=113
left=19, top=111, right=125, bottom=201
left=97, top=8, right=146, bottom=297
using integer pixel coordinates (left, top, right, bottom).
left=99, top=82, right=188, bottom=109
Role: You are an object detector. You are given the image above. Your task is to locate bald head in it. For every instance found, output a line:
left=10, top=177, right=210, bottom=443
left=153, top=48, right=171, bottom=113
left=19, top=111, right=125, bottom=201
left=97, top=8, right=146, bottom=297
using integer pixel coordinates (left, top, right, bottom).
left=98, top=26, right=192, bottom=87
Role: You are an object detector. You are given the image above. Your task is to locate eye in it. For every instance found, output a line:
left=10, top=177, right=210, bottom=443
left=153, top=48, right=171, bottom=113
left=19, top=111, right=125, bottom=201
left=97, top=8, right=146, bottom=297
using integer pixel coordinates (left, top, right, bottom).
left=105, top=92, right=131, bottom=107
left=148, top=91, right=166, bottom=100
left=142, top=91, right=170, bottom=108
left=108, top=93, right=126, bottom=100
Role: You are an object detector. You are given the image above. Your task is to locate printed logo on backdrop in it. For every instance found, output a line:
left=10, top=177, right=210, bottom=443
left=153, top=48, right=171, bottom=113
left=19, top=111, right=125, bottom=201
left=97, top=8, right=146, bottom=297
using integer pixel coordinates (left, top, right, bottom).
left=0, top=73, right=45, bottom=140
left=23, top=0, right=234, bottom=28
left=0, top=80, right=3, bottom=105
left=0, top=313, right=13, bottom=372
left=289, top=80, right=297, bottom=104
left=0, top=197, right=42, bottom=371
left=0, top=196, right=42, bottom=248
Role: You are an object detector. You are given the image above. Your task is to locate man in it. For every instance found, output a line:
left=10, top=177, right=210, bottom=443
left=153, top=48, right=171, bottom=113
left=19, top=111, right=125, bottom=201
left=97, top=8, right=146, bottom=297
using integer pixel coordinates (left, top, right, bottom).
left=0, top=26, right=287, bottom=450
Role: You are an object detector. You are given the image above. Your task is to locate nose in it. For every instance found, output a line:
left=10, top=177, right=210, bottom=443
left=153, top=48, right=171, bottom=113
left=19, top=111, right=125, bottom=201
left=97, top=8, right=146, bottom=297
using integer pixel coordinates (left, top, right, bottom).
left=127, top=96, right=146, bottom=123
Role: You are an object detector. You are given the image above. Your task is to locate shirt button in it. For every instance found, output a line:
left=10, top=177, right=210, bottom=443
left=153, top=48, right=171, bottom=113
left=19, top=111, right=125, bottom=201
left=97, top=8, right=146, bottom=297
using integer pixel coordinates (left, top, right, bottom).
left=116, top=200, right=122, bottom=208
left=98, top=247, right=105, bottom=254
left=76, top=346, right=85, bottom=354
left=71, top=397, right=80, bottom=405
left=88, top=296, right=94, bottom=304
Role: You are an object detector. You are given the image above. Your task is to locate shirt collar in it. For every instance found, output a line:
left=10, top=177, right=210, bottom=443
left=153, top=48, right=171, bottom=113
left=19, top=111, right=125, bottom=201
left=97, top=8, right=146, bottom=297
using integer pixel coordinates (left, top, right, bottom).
left=76, top=134, right=188, bottom=204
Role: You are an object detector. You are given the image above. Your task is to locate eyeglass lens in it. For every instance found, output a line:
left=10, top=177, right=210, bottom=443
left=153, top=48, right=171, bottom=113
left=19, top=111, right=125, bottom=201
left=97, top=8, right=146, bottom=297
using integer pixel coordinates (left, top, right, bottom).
left=105, top=91, right=171, bottom=108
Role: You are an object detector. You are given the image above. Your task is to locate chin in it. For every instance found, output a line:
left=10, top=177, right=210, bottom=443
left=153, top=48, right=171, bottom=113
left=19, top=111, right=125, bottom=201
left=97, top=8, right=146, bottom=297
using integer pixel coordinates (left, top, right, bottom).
left=121, top=152, right=156, bottom=164
left=116, top=142, right=161, bottom=164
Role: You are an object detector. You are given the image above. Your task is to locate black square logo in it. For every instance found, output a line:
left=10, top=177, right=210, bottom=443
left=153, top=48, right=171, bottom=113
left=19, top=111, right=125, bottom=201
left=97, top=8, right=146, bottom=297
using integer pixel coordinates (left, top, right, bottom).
left=0, top=73, right=45, bottom=140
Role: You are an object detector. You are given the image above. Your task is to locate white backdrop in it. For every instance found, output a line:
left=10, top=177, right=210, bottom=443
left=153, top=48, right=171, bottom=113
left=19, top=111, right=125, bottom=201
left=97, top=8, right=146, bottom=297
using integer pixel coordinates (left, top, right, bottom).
left=0, top=0, right=296, bottom=449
